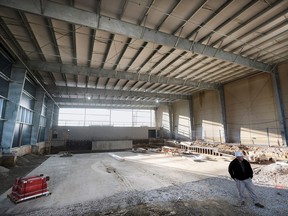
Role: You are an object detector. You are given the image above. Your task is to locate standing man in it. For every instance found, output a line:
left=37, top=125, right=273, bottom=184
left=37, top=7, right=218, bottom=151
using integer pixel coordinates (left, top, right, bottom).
left=228, top=151, right=264, bottom=208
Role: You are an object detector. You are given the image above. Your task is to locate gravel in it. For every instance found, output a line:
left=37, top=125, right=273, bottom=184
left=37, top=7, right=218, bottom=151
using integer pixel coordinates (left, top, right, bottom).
left=1, top=153, right=287, bottom=216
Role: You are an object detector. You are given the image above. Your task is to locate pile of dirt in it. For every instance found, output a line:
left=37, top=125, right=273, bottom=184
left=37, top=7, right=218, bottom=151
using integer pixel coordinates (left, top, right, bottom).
left=0, top=153, right=49, bottom=194
left=253, top=162, right=288, bottom=188
left=185, top=140, right=288, bottom=162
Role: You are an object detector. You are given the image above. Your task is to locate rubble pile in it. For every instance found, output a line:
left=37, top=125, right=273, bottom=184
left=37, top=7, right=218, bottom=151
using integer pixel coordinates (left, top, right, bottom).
left=253, top=162, right=288, bottom=188
left=188, top=140, right=288, bottom=163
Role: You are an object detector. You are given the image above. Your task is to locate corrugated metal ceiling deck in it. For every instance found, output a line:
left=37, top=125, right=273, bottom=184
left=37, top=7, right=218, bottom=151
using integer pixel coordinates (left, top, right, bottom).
left=0, top=0, right=288, bottom=109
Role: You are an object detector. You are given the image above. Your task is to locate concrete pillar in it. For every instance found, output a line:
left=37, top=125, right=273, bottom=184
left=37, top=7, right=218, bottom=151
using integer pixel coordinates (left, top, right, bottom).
left=44, top=99, right=55, bottom=140
left=218, top=85, right=228, bottom=143
left=272, top=70, right=288, bottom=146
left=168, top=103, right=174, bottom=139
left=1, top=67, right=26, bottom=153
left=188, top=95, right=195, bottom=140
left=31, top=88, right=45, bottom=144
left=53, top=105, right=59, bottom=126
left=154, top=107, right=158, bottom=137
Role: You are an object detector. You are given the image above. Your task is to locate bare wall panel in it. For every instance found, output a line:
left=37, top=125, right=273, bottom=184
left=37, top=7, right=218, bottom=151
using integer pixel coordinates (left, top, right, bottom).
left=225, top=73, right=281, bottom=146
left=193, top=91, right=223, bottom=143
left=172, top=100, right=191, bottom=140
left=278, top=63, right=288, bottom=139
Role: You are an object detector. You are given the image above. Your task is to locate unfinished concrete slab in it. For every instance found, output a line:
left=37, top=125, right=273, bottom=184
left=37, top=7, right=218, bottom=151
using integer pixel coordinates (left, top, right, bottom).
left=0, top=151, right=287, bottom=216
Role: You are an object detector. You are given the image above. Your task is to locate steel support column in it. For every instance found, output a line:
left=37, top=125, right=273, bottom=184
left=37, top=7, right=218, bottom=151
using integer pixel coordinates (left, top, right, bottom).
left=31, top=88, right=45, bottom=145
left=168, top=103, right=174, bottom=139
left=272, top=70, right=288, bottom=146
left=188, top=96, right=195, bottom=141
left=44, top=98, right=55, bottom=140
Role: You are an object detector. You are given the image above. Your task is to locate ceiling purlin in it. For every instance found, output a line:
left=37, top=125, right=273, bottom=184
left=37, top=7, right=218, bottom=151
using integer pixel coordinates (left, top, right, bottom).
left=113, top=79, right=120, bottom=89
left=86, top=0, right=101, bottom=89
left=124, top=41, right=148, bottom=71
left=101, top=33, right=114, bottom=90
left=243, top=30, right=288, bottom=59
left=95, top=77, right=99, bottom=88
left=46, top=18, right=62, bottom=63
left=126, top=81, right=138, bottom=91
left=260, top=44, right=288, bottom=63
left=214, top=68, right=252, bottom=84
left=135, top=82, right=146, bottom=91
left=138, top=0, right=155, bottom=26
left=154, top=50, right=185, bottom=76
left=146, top=83, right=162, bottom=93
left=18, top=12, right=45, bottom=61
left=210, top=0, right=284, bottom=48
left=119, top=0, right=128, bottom=20
left=197, top=0, right=258, bottom=44
left=47, top=86, right=190, bottom=100
left=195, top=61, right=232, bottom=81
left=169, top=54, right=198, bottom=78
left=111, top=37, right=132, bottom=90
left=0, top=0, right=273, bottom=72
left=155, top=0, right=181, bottom=31
left=138, top=0, right=183, bottom=78
left=136, top=44, right=162, bottom=73
left=26, top=61, right=218, bottom=90
left=151, top=0, right=210, bottom=78
left=206, top=64, right=241, bottom=82
left=60, top=104, right=155, bottom=109
left=229, top=18, right=288, bottom=57
left=87, top=29, right=96, bottom=87
left=0, top=17, right=26, bottom=60
left=104, top=78, right=109, bottom=89
left=138, top=0, right=181, bottom=79
left=55, top=98, right=159, bottom=107
left=18, top=11, right=58, bottom=86
left=226, top=11, right=288, bottom=53
left=120, top=80, right=129, bottom=90
left=186, top=0, right=234, bottom=40
left=171, top=0, right=208, bottom=36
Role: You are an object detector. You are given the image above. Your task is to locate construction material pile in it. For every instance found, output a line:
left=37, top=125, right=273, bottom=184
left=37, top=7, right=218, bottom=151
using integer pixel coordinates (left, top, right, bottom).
left=253, top=162, right=288, bottom=189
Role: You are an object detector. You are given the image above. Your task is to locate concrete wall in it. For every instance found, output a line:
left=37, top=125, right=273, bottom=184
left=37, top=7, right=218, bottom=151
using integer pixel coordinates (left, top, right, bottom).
left=278, top=63, right=288, bottom=134
left=156, top=105, right=170, bottom=138
left=92, top=140, right=132, bottom=151
left=225, top=73, right=281, bottom=146
left=193, top=90, right=223, bottom=143
left=52, top=126, right=151, bottom=141
left=172, top=100, right=191, bottom=140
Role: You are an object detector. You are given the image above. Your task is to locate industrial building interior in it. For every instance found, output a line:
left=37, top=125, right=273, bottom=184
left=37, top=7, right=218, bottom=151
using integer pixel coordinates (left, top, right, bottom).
left=0, top=0, right=288, bottom=215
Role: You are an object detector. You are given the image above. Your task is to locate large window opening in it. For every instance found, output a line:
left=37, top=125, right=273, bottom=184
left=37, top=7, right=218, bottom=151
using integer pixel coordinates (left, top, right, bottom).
left=58, top=108, right=155, bottom=127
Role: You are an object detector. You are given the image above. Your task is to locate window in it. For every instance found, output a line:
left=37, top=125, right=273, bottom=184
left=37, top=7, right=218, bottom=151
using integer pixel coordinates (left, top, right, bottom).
left=17, top=106, right=33, bottom=125
left=58, top=108, right=155, bottom=127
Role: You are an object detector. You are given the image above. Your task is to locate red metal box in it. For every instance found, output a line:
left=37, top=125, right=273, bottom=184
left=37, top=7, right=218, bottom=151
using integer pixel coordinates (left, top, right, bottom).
left=7, top=174, right=50, bottom=204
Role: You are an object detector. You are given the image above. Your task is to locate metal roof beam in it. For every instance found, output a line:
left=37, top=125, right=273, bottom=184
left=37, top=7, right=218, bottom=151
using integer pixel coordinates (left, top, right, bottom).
left=56, top=98, right=160, bottom=107
left=0, top=0, right=273, bottom=72
left=26, top=60, right=218, bottom=90
left=47, top=86, right=190, bottom=100
left=59, top=104, right=156, bottom=109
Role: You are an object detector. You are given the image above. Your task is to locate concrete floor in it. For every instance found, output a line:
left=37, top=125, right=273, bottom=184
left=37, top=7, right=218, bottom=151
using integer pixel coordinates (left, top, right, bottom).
left=0, top=151, right=231, bottom=215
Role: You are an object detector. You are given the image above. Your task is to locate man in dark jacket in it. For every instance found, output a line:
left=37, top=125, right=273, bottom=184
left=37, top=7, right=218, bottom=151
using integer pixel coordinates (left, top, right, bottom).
left=228, top=151, right=264, bottom=208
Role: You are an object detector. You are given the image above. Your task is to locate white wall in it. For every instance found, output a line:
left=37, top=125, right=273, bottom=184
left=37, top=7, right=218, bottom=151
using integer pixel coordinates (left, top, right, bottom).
left=172, top=100, right=191, bottom=140
left=193, top=91, right=223, bottom=143
left=225, top=73, right=281, bottom=146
